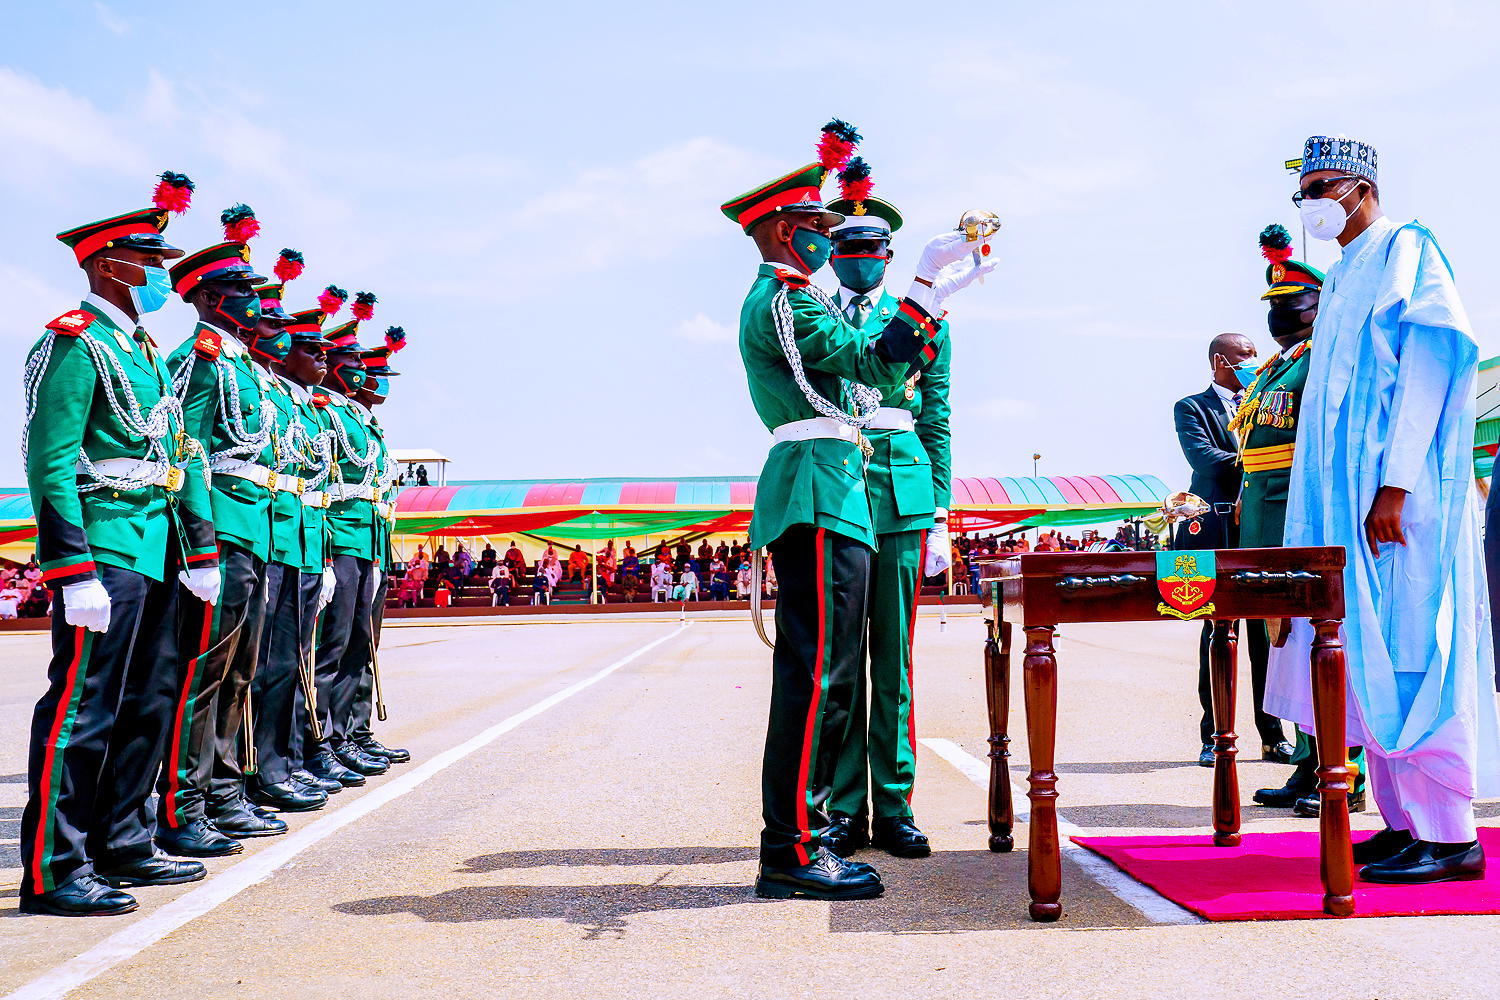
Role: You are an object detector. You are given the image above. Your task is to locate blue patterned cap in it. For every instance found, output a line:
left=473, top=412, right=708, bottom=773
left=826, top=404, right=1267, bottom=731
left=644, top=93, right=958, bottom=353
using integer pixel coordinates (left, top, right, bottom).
left=1301, top=135, right=1378, bottom=183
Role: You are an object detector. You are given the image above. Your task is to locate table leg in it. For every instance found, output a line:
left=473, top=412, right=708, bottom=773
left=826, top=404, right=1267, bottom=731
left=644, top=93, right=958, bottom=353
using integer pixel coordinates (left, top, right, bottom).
left=1311, top=618, right=1355, bottom=917
left=1023, top=624, right=1061, bottom=922
left=1209, top=618, right=1241, bottom=847
left=985, top=619, right=1014, bottom=852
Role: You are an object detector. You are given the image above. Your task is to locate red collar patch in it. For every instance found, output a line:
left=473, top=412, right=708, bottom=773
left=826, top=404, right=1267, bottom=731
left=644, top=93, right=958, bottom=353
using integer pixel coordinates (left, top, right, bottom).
left=194, top=328, right=223, bottom=360
left=772, top=267, right=809, bottom=289
left=46, top=310, right=94, bottom=337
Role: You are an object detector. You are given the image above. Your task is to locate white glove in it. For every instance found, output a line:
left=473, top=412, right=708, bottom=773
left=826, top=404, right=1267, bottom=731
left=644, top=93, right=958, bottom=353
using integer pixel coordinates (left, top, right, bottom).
left=931, top=254, right=998, bottom=301
left=923, top=514, right=953, bottom=578
left=370, top=567, right=383, bottom=595
left=914, top=230, right=991, bottom=280
left=319, top=567, right=337, bottom=610
left=178, top=566, right=222, bottom=605
left=61, top=579, right=112, bottom=633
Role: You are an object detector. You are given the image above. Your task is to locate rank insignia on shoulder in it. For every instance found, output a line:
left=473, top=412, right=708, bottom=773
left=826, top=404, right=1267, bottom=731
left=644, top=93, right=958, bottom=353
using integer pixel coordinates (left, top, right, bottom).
left=194, top=328, right=223, bottom=360
left=772, top=268, right=809, bottom=289
left=311, top=392, right=331, bottom=407
left=46, top=310, right=93, bottom=337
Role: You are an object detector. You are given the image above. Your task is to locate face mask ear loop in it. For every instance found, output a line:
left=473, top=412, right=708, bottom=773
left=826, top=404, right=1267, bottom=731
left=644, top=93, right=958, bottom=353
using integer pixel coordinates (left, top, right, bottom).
left=783, top=226, right=813, bottom=274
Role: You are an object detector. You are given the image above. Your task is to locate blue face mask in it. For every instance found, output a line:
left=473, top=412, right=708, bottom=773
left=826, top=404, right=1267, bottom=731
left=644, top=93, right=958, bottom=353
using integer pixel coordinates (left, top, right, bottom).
left=830, top=253, right=887, bottom=293
left=787, top=226, right=832, bottom=274
left=371, top=376, right=390, bottom=397
left=103, top=258, right=172, bottom=315
left=1232, top=361, right=1259, bottom=389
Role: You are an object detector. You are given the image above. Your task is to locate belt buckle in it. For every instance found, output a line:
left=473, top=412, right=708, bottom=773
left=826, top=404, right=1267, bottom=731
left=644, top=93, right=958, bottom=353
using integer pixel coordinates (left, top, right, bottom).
left=265, top=471, right=279, bottom=492
left=857, top=432, right=874, bottom=460
left=322, top=492, right=332, bottom=509
left=164, top=467, right=185, bottom=492
left=371, top=486, right=383, bottom=503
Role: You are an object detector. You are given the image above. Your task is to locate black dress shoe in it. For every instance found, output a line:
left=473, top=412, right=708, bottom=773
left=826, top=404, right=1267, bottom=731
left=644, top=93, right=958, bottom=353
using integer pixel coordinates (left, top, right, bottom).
left=249, top=778, right=327, bottom=812
left=755, top=850, right=884, bottom=900
left=1360, top=840, right=1485, bottom=884
left=309, top=748, right=366, bottom=787
left=355, top=736, right=411, bottom=763
left=156, top=817, right=244, bottom=858
left=334, top=745, right=390, bottom=776
left=210, top=802, right=288, bottom=839
left=822, top=815, right=870, bottom=858
left=1352, top=826, right=1416, bottom=865
left=293, top=768, right=343, bottom=793
left=1253, top=765, right=1319, bottom=807
left=1262, top=741, right=1298, bottom=764
left=20, top=873, right=137, bottom=916
left=1292, top=787, right=1366, bottom=818
left=96, top=851, right=206, bottom=888
left=1198, top=745, right=1216, bottom=767
left=872, top=817, right=932, bottom=858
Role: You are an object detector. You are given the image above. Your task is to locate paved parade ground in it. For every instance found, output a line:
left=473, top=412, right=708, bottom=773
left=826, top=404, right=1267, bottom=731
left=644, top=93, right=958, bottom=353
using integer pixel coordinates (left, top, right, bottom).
left=1, top=610, right=1493, bottom=1000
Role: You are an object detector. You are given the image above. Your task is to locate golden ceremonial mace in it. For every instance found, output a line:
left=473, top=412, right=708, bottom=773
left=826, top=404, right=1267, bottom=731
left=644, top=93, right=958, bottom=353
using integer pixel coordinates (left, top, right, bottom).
left=957, top=210, right=1002, bottom=282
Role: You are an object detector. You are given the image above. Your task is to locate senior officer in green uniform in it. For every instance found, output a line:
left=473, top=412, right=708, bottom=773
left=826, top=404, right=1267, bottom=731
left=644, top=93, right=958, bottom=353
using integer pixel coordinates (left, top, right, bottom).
left=721, top=120, right=990, bottom=900
left=159, top=206, right=289, bottom=857
left=243, top=268, right=334, bottom=813
left=1239, top=223, right=1367, bottom=819
left=20, top=173, right=220, bottom=915
left=820, top=160, right=991, bottom=859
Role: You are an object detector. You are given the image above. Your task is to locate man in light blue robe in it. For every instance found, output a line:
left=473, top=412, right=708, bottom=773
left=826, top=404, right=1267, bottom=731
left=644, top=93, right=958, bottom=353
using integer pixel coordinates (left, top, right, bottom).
left=1267, top=135, right=1500, bottom=885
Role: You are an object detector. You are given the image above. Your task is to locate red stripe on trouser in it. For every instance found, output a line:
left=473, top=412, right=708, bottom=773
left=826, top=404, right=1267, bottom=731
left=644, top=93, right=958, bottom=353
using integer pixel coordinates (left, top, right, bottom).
left=163, top=603, right=215, bottom=826
left=32, top=627, right=89, bottom=891
left=904, top=576, right=922, bottom=806
left=793, top=528, right=829, bottom=865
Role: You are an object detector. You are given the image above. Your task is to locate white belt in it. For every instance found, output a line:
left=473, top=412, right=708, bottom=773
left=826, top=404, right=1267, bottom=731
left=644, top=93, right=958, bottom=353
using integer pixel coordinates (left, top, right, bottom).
left=79, top=458, right=185, bottom=492
left=866, top=407, right=915, bottom=432
left=328, top=483, right=380, bottom=502
left=301, top=491, right=330, bottom=508
left=212, top=462, right=304, bottom=494
left=771, top=417, right=863, bottom=445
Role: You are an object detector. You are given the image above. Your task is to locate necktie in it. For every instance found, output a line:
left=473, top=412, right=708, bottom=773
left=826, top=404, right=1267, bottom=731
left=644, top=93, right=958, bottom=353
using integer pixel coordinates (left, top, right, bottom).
left=1232, top=392, right=1243, bottom=410
left=849, top=295, right=872, bottom=329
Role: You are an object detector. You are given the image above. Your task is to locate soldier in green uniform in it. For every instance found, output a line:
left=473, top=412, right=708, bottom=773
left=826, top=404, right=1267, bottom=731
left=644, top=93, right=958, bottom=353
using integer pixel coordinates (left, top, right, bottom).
left=243, top=266, right=334, bottom=812
left=720, top=121, right=989, bottom=900
left=308, top=307, right=393, bottom=783
left=1239, top=224, right=1366, bottom=817
left=20, top=173, right=220, bottom=915
left=340, top=333, right=412, bottom=765
left=820, top=160, right=990, bottom=858
left=158, top=206, right=289, bottom=856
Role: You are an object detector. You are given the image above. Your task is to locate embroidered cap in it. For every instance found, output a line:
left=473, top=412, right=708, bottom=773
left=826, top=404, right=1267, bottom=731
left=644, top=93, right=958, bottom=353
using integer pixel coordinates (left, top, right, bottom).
left=1301, top=135, right=1378, bottom=183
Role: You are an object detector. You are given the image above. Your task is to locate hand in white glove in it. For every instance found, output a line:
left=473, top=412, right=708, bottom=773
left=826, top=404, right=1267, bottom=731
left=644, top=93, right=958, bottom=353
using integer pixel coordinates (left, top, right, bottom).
left=370, top=567, right=383, bottom=596
left=923, top=514, right=953, bottom=578
left=914, top=230, right=993, bottom=280
left=61, top=579, right=112, bottom=633
left=931, top=254, right=998, bottom=301
left=319, top=567, right=337, bottom=610
left=178, top=567, right=222, bottom=605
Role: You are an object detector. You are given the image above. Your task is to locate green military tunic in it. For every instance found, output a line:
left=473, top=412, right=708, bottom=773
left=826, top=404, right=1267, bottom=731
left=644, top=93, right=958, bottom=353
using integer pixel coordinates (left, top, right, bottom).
left=323, top=393, right=383, bottom=562
left=291, top=387, right=336, bottom=575
left=739, top=263, right=946, bottom=550
left=1232, top=339, right=1310, bottom=548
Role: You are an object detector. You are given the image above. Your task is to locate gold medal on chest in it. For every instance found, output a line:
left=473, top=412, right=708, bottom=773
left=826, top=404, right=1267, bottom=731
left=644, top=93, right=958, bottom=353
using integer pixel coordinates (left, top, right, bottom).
left=903, top=378, right=917, bottom=400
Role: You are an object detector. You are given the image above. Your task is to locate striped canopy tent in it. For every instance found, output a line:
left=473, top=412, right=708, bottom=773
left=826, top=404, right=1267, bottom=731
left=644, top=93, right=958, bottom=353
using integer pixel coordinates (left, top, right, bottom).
left=1476, top=355, right=1500, bottom=480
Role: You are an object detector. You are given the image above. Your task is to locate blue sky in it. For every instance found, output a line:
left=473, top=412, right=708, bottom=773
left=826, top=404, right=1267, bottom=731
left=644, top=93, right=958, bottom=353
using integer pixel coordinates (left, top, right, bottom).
left=4, top=1, right=1499, bottom=492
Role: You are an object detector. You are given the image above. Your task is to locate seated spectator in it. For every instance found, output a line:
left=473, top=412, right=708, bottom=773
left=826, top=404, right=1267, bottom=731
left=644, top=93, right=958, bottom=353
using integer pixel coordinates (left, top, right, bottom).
left=674, top=566, right=700, bottom=602
left=479, top=543, right=498, bottom=574
left=620, top=551, right=640, bottom=582
left=0, top=584, right=22, bottom=620
left=697, top=540, right=713, bottom=565
left=622, top=540, right=636, bottom=560
left=433, top=578, right=454, bottom=608
left=709, top=557, right=730, bottom=601
left=532, top=565, right=552, bottom=605
left=568, top=545, right=589, bottom=583
left=715, top=540, right=729, bottom=563
left=651, top=561, right=674, bottom=602
left=542, top=550, right=562, bottom=589
left=598, top=540, right=618, bottom=587
left=504, top=540, right=525, bottom=573
left=434, top=544, right=451, bottom=577
left=655, top=542, right=670, bottom=565
left=490, top=562, right=514, bottom=606
left=454, top=544, right=474, bottom=582
left=736, top=560, right=753, bottom=599
left=20, top=586, right=50, bottom=618
left=620, top=564, right=641, bottom=602
left=398, top=573, right=423, bottom=608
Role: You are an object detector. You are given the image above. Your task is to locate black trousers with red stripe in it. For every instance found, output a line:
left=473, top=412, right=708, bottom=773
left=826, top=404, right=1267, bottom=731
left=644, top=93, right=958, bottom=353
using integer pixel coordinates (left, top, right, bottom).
left=20, top=562, right=177, bottom=895
left=250, top=563, right=320, bottom=785
left=760, top=525, right=871, bottom=867
left=311, top=555, right=375, bottom=751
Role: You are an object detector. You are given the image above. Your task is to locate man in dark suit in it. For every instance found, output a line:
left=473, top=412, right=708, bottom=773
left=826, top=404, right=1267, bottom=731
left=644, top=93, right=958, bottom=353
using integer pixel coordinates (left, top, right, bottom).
left=1173, top=332, right=1294, bottom=767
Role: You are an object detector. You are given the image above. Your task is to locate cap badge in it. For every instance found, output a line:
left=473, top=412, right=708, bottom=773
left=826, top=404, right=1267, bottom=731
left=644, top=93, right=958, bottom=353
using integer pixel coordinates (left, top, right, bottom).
left=238, top=245, right=252, bottom=263
left=1271, top=264, right=1286, bottom=282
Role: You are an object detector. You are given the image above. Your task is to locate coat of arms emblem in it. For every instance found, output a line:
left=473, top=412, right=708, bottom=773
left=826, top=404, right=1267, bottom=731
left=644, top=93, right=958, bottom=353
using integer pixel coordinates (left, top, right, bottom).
left=1155, top=550, right=1217, bottom=620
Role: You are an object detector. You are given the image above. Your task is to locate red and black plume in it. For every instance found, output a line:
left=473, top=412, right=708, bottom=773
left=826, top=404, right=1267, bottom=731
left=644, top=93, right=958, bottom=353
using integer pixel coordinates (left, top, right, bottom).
left=837, top=157, right=873, bottom=204
left=153, top=172, right=194, bottom=215
left=220, top=204, right=260, bottom=243
left=351, top=291, right=377, bottom=322
left=817, top=119, right=861, bottom=171
left=1259, top=223, right=1294, bottom=264
left=384, top=326, right=407, bottom=354
left=274, top=249, right=304, bottom=283
left=318, top=285, right=348, bottom=316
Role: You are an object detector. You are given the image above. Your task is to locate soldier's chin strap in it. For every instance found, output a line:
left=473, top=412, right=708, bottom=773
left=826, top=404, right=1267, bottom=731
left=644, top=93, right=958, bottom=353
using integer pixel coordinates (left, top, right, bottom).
left=749, top=549, right=774, bottom=650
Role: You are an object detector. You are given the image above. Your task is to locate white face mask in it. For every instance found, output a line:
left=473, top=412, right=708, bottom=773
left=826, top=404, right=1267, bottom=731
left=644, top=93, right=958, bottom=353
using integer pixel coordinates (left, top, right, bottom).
left=1299, top=182, right=1365, bottom=241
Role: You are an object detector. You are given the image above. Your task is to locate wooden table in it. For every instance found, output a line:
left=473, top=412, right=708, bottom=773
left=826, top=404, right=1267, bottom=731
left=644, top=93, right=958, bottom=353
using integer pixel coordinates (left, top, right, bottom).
left=977, top=546, right=1354, bottom=921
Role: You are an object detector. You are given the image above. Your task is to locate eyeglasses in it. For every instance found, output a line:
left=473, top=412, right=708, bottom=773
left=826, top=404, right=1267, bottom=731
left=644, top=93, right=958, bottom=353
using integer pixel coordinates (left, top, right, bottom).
left=1292, top=175, right=1363, bottom=206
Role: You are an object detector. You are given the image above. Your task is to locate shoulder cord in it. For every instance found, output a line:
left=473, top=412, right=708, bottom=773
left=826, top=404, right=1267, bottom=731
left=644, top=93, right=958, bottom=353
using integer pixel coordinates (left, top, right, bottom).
left=772, top=283, right=883, bottom=427
left=23, top=331, right=184, bottom=493
left=209, top=358, right=274, bottom=467
left=327, top=408, right=380, bottom=486
left=278, top=419, right=335, bottom=488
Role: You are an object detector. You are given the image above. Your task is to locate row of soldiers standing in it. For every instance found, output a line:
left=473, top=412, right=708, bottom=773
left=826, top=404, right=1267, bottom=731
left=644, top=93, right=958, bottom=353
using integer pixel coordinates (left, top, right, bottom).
left=19, top=173, right=410, bottom=916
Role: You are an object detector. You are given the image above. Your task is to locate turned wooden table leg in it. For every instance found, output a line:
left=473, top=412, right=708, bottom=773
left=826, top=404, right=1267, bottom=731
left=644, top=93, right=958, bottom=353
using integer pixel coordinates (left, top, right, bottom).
left=1209, top=618, right=1241, bottom=847
left=986, top=619, right=1015, bottom=853
left=1023, top=624, right=1062, bottom=922
left=1311, top=618, right=1355, bottom=916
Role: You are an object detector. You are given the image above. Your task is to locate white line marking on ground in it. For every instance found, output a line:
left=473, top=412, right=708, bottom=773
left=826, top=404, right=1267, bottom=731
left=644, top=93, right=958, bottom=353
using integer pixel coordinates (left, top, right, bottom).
left=920, top=737, right=1201, bottom=925
left=5, top=623, right=695, bottom=1000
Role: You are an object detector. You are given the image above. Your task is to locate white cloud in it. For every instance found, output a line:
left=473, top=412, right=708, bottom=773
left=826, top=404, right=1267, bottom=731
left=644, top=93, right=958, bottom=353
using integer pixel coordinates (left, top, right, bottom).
left=675, top=313, right=734, bottom=343
left=92, top=2, right=129, bottom=36
left=0, top=69, right=152, bottom=184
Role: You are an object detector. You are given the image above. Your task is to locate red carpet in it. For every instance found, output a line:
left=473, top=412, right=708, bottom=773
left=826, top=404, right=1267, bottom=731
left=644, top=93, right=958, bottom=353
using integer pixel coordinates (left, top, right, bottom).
left=1072, top=828, right=1500, bottom=920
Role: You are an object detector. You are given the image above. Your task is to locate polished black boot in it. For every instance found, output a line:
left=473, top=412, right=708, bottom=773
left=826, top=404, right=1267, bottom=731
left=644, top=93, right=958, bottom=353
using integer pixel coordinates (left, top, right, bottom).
left=1253, top=764, right=1318, bottom=807
left=755, top=850, right=884, bottom=900
left=355, top=736, right=411, bottom=763
left=1261, top=741, right=1297, bottom=764
left=1360, top=840, right=1485, bottom=884
left=1292, top=786, right=1367, bottom=818
left=334, top=743, right=389, bottom=776
left=209, top=800, right=288, bottom=838
left=249, top=777, right=328, bottom=812
left=294, top=767, right=343, bottom=793
left=96, top=851, right=207, bottom=888
left=1352, top=826, right=1416, bottom=865
left=308, top=748, right=365, bottom=787
left=872, top=817, right=931, bottom=858
left=822, top=815, right=870, bottom=858
left=20, top=873, right=137, bottom=916
left=156, top=817, right=244, bottom=858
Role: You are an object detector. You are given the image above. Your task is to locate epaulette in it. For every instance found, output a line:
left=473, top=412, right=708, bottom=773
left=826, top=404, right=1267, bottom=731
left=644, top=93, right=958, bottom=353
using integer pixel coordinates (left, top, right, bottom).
left=194, top=327, right=223, bottom=360
left=46, top=310, right=94, bottom=337
left=1289, top=340, right=1311, bottom=361
left=311, top=392, right=331, bottom=408
left=771, top=267, right=809, bottom=289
